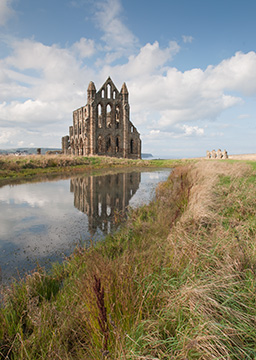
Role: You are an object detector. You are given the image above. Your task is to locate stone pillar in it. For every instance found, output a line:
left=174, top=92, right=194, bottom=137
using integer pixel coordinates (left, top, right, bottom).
left=89, top=104, right=96, bottom=155
left=122, top=105, right=129, bottom=158
left=217, top=149, right=222, bottom=159
left=62, top=136, right=69, bottom=155
left=137, top=139, right=141, bottom=159
left=223, top=149, right=228, bottom=159
left=87, top=81, right=97, bottom=156
left=85, top=136, right=90, bottom=156
left=211, top=149, right=216, bottom=159
left=121, top=83, right=129, bottom=158
left=83, top=142, right=87, bottom=156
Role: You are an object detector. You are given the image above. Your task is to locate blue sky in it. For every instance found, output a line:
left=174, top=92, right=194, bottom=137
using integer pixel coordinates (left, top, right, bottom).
left=1, top=0, right=256, bottom=157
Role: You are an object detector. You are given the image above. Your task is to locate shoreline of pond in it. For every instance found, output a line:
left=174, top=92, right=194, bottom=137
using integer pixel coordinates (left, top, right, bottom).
left=0, top=168, right=171, bottom=285
left=0, top=154, right=190, bottom=186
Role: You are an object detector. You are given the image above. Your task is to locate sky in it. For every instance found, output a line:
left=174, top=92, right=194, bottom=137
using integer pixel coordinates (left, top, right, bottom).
left=0, top=0, right=256, bottom=157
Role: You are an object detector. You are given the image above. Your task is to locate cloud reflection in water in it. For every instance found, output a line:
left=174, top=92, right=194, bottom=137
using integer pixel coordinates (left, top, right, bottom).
left=0, top=169, right=170, bottom=284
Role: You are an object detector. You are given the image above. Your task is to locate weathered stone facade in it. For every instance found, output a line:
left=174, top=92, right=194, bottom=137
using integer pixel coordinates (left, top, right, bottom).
left=62, top=77, right=141, bottom=159
left=206, top=149, right=228, bottom=159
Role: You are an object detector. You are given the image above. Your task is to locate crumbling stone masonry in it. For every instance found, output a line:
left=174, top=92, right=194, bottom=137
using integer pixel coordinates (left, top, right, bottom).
left=62, top=77, right=141, bottom=159
left=206, top=149, right=228, bottom=159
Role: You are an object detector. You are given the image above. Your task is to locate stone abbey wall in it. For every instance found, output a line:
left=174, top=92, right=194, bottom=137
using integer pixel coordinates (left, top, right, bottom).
left=62, top=77, right=141, bottom=159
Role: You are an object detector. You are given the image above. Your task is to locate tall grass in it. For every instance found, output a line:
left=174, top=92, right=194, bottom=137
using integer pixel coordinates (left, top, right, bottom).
left=1, top=160, right=256, bottom=359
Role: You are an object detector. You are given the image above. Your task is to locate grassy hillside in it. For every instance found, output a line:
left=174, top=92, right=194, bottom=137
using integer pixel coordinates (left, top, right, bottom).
left=1, top=160, right=256, bottom=359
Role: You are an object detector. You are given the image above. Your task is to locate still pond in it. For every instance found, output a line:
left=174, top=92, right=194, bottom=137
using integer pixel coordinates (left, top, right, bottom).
left=0, top=168, right=170, bottom=284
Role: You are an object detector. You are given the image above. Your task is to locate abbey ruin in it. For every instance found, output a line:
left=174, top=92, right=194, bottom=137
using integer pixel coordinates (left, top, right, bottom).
left=206, top=149, right=228, bottom=159
left=62, top=77, right=141, bottom=159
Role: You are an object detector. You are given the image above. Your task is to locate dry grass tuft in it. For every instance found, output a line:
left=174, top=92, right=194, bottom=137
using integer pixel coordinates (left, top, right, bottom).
left=180, top=160, right=250, bottom=223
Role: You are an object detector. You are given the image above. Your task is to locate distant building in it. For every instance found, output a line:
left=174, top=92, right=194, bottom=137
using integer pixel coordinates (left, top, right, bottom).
left=62, top=77, right=141, bottom=159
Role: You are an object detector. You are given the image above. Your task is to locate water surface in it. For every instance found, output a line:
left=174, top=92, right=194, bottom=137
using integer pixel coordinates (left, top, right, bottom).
left=0, top=169, right=170, bottom=284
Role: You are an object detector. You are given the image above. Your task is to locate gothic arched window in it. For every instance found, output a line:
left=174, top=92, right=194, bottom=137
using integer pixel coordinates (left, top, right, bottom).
left=106, top=104, right=112, bottom=128
left=106, top=136, right=111, bottom=152
left=115, top=106, right=120, bottom=129
left=98, top=104, right=102, bottom=128
left=116, top=137, right=120, bottom=153
left=107, top=84, right=111, bottom=99
left=130, top=139, right=134, bottom=154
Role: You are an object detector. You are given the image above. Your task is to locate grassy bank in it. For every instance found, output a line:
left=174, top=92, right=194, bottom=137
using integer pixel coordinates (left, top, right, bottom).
left=1, top=160, right=256, bottom=359
left=0, top=155, right=185, bottom=184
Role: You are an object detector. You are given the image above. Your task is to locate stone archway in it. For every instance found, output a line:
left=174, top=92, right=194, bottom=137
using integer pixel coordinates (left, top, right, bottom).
left=130, top=139, right=134, bottom=154
left=79, top=138, right=84, bottom=155
left=70, top=139, right=75, bottom=155
left=106, top=135, right=112, bottom=153
left=115, top=136, right=121, bottom=154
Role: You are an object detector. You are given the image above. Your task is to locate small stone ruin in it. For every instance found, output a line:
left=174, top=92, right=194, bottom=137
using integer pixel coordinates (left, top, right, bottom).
left=206, top=149, right=228, bottom=159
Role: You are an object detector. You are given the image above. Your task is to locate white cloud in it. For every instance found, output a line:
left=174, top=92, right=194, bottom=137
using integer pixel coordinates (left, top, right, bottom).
left=0, top=37, right=97, bottom=147
left=72, top=38, right=96, bottom=58
left=118, top=41, right=180, bottom=78
left=94, top=0, right=138, bottom=60
left=179, top=124, right=204, bottom=136
left=143, top=130, right=175, bottom=143
left=0, top=99, right=49, bottom=123
left=98, top=40, right=180, bottom=87
left=238, top=114, right=250, bottom=119
left=0, top=127, right=18, bottom=145
left=5, top=39, right=80, bottom=79
left=182, top=35, right=193, bottom=43
left=121, top=51, right=256, bottom=131
left=204, top=51, right=256, bottom=96
left=1, top=37, right=96, bottom=110
left=143, top=125, right=204, bottom=142
left=0, top=0, right=14, bottom=26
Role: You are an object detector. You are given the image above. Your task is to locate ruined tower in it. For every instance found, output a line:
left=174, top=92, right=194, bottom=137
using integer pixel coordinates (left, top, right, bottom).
left=62, top=77, right=141, bottom=159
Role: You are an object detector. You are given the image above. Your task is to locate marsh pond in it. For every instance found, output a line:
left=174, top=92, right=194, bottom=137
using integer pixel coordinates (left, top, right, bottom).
left=0, top=168, right=170, bottom=284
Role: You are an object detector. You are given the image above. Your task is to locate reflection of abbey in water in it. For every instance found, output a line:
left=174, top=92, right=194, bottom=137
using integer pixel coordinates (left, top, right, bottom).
left=70, top=172, right=141, bottom=235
